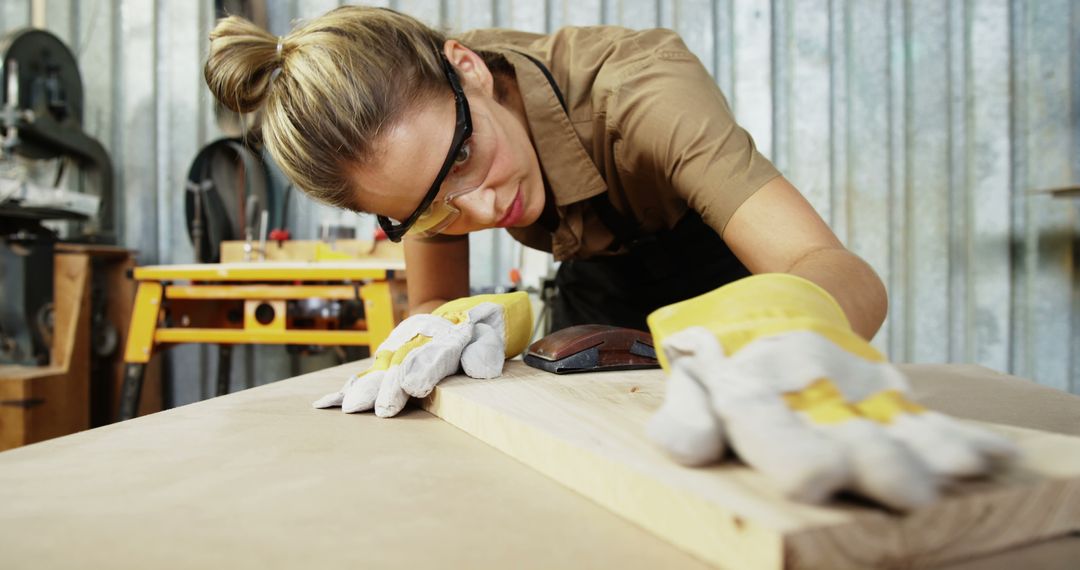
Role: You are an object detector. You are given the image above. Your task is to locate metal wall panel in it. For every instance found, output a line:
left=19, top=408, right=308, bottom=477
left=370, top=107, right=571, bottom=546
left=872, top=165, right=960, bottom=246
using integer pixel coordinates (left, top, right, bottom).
left=0, top=1, right=31, bottom=32
left=1013, top=0, right=1076, bottom=392
left=968, top=0, right=1012, bottom=372
left=2, top=0, right=1075, bottom=401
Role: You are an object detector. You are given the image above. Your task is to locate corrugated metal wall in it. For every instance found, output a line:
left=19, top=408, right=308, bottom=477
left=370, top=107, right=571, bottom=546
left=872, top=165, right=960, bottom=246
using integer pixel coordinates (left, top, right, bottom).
left=2, top=0, right=1075, bottom=402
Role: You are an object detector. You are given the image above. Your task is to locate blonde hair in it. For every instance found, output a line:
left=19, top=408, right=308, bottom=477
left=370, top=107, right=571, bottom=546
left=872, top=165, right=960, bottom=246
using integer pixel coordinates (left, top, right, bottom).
left=204, top=6, right=448, bottom=209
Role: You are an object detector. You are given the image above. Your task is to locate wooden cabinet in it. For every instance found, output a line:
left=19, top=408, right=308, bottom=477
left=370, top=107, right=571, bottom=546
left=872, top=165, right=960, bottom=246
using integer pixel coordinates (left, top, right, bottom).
left=0, top=245, right=160, bottom=451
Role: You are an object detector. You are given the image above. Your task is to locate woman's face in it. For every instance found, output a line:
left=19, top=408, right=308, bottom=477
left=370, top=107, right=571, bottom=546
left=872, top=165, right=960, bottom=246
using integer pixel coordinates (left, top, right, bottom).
left=349, top=70, right=545, bottom=237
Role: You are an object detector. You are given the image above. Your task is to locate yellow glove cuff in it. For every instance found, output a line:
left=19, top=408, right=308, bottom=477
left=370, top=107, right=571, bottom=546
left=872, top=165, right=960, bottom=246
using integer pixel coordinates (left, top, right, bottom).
left=647, top=273, right=882, bottom=370
left=433, top=291, right=533, bottom=358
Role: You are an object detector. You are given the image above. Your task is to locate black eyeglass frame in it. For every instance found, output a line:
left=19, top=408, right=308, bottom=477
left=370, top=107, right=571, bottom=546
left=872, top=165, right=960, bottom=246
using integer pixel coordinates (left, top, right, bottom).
left=376, top=55, right=473, bottom=242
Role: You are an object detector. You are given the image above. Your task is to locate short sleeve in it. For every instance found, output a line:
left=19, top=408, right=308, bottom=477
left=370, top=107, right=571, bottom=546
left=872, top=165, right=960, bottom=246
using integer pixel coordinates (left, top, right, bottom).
left=608, top=42, right=780, bottom=236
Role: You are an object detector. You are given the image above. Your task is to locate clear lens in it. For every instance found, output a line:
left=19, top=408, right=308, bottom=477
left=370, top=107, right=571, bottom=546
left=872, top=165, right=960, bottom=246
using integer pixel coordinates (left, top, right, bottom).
left=406, top=112, right=498, bottom=237
left=409, top=199, right=462, bottom=237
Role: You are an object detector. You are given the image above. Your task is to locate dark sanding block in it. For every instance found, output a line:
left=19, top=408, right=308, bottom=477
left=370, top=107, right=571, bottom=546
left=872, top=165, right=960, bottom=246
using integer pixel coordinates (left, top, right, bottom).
left=523, top=324, right=659, bottom=374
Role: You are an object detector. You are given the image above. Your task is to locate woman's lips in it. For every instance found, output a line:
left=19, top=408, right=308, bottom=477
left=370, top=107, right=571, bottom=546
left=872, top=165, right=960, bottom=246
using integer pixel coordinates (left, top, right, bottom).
left=495, top=188, right=524, bottom=228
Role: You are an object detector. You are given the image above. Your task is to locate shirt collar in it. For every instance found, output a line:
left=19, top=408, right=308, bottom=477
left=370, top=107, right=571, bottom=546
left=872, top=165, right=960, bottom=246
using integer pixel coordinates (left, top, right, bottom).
left=497, top=49, right=608, bottom=259
left=500, top=49, right=608, bottom=205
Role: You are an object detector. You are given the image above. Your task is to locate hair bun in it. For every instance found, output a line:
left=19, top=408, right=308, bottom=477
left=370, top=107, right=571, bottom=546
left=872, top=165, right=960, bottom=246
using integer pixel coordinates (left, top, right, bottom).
left=205, top=16, right=282, bottom=113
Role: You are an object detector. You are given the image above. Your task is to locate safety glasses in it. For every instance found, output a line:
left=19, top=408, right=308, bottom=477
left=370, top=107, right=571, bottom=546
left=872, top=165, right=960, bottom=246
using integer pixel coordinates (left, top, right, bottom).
left=377, top=56, right=472, bottom=242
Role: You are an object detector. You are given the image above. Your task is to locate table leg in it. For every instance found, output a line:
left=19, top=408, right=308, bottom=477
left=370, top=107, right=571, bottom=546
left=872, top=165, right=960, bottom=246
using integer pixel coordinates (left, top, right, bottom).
left=216, top=345, right=232, bottom=396
left=117, top=363, right=146, bottom=421
left=360, top=281, right=395, bottom=350
left=118, top=281, right=162, bottom=421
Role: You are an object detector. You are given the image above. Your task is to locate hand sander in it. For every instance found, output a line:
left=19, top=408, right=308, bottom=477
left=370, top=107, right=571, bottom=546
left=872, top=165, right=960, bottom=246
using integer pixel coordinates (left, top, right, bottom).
left=523, top=324, right=659, bottom=374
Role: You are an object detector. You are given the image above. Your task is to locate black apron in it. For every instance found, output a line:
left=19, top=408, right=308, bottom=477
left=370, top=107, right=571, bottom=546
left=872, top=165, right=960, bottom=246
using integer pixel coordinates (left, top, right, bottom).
left=515, top=52, right=751, bottom=332
left=550, top=208, right=750, bottom=332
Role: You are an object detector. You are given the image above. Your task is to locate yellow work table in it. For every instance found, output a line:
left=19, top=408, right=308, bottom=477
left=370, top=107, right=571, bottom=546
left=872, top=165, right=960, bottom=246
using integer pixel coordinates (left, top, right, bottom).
left=0, top=360, right=1077, bottom=569
left=119, top=261, right=405, bottom=421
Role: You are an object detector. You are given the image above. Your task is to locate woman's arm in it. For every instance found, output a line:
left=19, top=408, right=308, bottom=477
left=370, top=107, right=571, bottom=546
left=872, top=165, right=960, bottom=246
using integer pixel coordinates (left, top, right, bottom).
left=722, top=176, right=888, bottom=340
left=403, top=235, right=471, bottom=315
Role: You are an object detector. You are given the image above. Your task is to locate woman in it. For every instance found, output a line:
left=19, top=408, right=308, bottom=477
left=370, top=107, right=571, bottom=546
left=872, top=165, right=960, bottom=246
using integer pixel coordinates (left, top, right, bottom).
left=204, top=9, right=1021, bottom=512
left=204, top=5, right=886, bottom=339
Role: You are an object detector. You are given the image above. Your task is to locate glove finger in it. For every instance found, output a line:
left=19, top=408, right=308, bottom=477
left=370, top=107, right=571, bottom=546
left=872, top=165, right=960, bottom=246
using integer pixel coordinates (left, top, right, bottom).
left=646, top=358, right=725, bottom=466
left=725, top=401, right=851, bottom=504
left=341, top=371, right=384, bottom=413
left=818, top=418, right=938, bottom=511
left=663, top=330, right=850, bottom=500
left=312, top=372, right=363, bottom=409
left=882, top=412, right=992, bottom=478
left=324, top=319, right=445, bottom=412
left=929, top=413, right=1017, bottom=464
left=312, top=391, right=345, bottom=409
left=398, top=329, right=471, bottom=398
left=902, top=412, right=1017, bottom=477
left=460, top=322, right=505, bottom=379
left=374, top=366, right=411, bottom=418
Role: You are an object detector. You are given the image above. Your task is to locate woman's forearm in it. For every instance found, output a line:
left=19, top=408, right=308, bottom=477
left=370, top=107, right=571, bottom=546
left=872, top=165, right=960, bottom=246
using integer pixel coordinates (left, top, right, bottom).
left=786, top=247, right=888, bottom=341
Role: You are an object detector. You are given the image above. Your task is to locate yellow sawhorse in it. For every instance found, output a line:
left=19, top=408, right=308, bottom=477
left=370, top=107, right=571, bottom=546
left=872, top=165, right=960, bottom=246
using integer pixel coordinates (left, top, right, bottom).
left=119, top=262, right=404, bottom=421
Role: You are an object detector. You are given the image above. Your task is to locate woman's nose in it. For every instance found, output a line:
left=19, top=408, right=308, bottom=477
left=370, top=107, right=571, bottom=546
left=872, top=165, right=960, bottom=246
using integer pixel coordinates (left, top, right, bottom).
left=452, top=186, right=499, bottom=224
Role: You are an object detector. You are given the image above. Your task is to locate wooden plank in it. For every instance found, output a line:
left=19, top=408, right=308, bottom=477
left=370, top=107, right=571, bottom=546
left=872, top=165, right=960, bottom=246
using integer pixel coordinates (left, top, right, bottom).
left=53, top=243, right=135, bottom=258
left=0, top=366, right=65, bottom=381
left=423, top=361, right=1080, bottom=569
left=132, top=261, right=403, bottom=281
left=154, top=328, right=372, bottom=346
left=51, top=253, right=89, bottom=369
left=219, top=239, right=381, bottom=263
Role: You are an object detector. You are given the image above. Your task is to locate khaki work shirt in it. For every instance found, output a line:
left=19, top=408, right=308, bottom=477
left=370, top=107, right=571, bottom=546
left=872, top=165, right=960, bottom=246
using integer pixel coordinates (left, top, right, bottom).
left=433, top=26, right=779, bottom=261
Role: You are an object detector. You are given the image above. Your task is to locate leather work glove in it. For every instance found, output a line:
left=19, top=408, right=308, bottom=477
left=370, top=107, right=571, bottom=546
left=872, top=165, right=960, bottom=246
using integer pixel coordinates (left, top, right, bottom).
left=646, top=274, right=1016, bottom=511
left=313, top=291, right=532, bottom=417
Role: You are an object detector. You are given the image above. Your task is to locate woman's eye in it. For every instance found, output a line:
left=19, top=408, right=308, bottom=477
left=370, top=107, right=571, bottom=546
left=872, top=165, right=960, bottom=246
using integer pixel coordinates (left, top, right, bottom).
left=453, top=142, right=471, bottom=167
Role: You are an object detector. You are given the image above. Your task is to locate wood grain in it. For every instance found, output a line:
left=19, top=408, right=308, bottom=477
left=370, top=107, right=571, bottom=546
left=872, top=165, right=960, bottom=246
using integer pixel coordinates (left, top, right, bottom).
left=423, top=361, right=1080, bottom=569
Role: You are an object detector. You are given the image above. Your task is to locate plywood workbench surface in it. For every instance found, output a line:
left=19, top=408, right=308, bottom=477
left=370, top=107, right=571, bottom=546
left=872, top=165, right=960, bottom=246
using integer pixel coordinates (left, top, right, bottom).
left=0, top=359, right=1078, bottom=569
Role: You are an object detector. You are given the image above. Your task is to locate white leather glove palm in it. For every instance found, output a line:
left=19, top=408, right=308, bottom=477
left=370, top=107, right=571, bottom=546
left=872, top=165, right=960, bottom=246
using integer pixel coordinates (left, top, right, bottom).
left=313, top=291, right=532, bottom=417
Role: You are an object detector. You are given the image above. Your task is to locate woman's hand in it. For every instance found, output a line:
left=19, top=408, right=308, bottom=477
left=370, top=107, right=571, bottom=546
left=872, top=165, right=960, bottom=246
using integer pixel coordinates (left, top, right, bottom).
left=645, top=274, right=1015, bottom=511
left=313, top=291, right=532, bottom=417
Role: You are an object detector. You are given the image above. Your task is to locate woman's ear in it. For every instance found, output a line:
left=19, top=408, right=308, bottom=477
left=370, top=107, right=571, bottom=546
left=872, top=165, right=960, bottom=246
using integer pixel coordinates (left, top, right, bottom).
left=443, top=40, right=494, bottom=97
